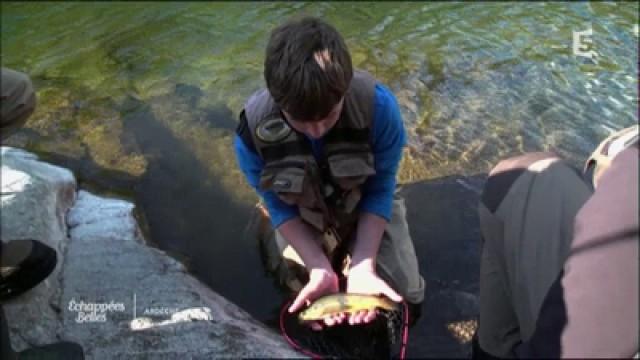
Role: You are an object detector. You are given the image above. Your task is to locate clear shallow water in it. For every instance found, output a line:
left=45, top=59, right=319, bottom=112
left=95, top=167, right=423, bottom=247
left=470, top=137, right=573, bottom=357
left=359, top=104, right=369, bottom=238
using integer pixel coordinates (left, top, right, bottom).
left=2, top=2, right=638, bottom=357
left=3, top=2, right=637, bottom=181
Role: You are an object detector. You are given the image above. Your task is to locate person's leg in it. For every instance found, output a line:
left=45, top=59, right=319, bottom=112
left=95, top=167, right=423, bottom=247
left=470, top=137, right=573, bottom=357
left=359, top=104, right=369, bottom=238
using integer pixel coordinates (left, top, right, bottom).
left=476, top=205, right=519, bottom=358
left=0, top=68, right=48, bottom=301
left=1, top=68, right=36, bottom=142
left=477, top=152, right=592, bottom=357
left=0, top=68, right=84, bottom=359
left=375, top=194, right=425, bottom=310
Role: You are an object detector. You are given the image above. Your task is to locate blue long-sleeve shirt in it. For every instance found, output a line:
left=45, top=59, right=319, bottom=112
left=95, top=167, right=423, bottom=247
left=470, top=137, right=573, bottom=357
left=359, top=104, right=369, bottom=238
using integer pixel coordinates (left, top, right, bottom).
left=234, top=83, right=406, bottom=228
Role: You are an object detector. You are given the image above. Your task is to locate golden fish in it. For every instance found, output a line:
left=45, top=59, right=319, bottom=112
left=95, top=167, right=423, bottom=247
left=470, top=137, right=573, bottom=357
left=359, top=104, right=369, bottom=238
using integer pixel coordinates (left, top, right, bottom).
left=298, top=294, right=399, bottom=321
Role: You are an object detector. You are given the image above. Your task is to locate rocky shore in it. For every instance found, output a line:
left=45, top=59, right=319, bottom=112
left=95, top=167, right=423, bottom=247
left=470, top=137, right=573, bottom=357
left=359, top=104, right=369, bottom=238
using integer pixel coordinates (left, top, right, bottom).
left=1, top=147, right=302, bottom=358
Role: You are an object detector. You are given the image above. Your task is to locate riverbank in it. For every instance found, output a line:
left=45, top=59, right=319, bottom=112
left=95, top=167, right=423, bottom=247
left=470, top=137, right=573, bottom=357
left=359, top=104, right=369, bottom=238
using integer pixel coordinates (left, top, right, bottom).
left=1, top=146, right=302, bottom=358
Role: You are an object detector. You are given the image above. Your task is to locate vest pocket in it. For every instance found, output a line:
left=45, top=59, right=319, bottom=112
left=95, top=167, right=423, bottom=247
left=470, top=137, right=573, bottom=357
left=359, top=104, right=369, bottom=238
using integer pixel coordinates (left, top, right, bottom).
left=328, top=153, right=376, bottom=189
left=259, top=166, right=318, bottom=208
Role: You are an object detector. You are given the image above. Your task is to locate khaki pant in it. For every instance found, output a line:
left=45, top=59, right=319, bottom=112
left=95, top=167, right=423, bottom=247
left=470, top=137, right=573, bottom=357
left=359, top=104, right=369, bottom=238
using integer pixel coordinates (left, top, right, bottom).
left=258, top=193, right=425, bottom=305
left=477, top=153, right=592, bottom=357
left=1, top=67, right=36, bottom=142
left=477, top=126, right=639, bottom=357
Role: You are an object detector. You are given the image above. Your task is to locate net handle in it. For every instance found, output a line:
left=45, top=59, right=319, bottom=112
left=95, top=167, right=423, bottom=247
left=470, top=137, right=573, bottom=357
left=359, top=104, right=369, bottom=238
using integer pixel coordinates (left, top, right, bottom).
left=399, top=300, right=409, bottom=360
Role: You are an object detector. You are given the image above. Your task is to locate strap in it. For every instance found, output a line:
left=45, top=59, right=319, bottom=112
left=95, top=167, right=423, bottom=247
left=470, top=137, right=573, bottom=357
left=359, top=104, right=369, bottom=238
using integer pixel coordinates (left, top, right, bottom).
left=235, top=110, right=257, bottom=154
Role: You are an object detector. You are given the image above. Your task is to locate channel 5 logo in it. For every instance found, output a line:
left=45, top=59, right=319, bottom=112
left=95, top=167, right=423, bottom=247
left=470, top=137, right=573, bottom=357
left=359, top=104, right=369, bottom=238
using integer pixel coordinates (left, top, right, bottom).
left=572, top=26, right=597, bottom=60
left=573, top=24, right=639, bottom=61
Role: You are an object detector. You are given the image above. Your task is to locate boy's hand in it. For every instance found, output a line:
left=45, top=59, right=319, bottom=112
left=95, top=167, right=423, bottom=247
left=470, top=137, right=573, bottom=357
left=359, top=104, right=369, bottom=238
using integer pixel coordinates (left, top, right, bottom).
left=345, top=263, right=403, bottom=325
left=288, top=267, right=340, bottom=330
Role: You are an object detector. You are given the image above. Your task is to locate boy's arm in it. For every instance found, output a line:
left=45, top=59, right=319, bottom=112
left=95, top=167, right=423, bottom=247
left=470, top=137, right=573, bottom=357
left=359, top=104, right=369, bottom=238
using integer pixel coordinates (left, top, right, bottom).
left=234, top=126, right=326, bottom=267
left=234, top=118, right=336, bottom=311
left=350, top=84, right=406, bottom=270
left=233, top=114, right=299, bottom=228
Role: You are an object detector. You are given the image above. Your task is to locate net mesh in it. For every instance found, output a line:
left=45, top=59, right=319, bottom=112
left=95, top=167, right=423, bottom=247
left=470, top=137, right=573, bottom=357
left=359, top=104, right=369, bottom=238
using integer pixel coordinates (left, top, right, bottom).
left=280, top=300, right=408, bottom=359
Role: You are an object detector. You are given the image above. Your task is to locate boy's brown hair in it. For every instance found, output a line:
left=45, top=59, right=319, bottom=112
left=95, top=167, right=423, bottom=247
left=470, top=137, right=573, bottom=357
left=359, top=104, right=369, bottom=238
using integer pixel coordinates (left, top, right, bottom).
left=264, top=17, right=353, bottom=122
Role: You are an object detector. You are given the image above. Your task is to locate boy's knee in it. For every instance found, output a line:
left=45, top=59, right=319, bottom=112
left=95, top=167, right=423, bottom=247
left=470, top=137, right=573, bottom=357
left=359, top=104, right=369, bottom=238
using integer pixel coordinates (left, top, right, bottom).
left=2, top=68, right=35, bottom=103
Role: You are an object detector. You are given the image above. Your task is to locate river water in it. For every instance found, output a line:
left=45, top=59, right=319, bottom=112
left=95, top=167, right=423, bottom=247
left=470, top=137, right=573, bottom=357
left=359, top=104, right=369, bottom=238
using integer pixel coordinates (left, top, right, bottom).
left=2, top=2, right=638, bottom=357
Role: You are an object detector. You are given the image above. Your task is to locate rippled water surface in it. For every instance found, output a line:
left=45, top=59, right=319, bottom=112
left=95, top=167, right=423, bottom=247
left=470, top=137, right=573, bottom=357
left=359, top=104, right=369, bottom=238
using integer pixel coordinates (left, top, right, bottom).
left=2, top=2, right=637, bottom=357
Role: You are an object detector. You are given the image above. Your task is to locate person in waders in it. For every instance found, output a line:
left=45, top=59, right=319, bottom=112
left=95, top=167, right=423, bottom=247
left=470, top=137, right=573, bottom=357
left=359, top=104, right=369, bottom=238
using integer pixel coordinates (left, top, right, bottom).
left=1, top=67, right=84, bottom=360
left=472, top=125, right=638, bottom=359
left=233, top=16, right=425, bottom=334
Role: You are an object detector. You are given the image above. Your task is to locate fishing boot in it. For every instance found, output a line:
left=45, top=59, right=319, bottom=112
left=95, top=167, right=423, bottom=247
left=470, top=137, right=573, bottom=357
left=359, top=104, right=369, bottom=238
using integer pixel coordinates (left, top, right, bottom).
left=0, top=239, right=57, bottom=301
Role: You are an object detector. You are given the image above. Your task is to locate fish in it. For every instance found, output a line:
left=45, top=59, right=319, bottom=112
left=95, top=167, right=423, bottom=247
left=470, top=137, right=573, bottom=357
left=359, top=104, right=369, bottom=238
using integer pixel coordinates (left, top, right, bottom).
left=298, top=294, right=399, bottom=321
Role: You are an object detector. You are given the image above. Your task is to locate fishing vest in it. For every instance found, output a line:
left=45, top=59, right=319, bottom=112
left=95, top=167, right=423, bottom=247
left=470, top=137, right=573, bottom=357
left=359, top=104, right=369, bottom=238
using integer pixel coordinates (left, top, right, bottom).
left=243, top=70, right=378, bottom=232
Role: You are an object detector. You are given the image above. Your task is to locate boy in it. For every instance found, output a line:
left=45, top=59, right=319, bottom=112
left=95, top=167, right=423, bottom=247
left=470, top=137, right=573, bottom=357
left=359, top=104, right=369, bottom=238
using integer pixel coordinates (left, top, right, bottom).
left=234, top=17, right=424, bottom=328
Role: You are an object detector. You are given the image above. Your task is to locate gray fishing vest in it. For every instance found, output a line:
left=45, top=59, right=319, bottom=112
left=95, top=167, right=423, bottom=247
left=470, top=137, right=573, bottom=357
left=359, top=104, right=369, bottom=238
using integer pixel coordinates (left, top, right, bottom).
left=243, top=70, right=378, bottom=232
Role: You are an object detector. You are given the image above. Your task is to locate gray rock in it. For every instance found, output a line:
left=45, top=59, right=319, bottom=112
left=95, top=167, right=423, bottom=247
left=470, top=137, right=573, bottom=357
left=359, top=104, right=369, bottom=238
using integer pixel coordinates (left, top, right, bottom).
left=62, top=190, right=302, bottom=359
left=1, top=146, right=77, bottom=349
left=1, top=147, right=303, bottom=358
left=1, top=147, right=76, bottom=250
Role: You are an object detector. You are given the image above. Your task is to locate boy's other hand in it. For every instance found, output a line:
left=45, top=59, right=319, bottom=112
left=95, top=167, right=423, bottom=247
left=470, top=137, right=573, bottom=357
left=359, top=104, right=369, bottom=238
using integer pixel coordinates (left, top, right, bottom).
left=288, top=267, right=339, bottom=309
left=288, top=267, right=340, bottom=331
left=345, top=264, right=403, bottom=325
